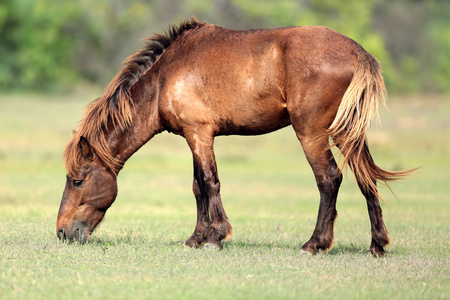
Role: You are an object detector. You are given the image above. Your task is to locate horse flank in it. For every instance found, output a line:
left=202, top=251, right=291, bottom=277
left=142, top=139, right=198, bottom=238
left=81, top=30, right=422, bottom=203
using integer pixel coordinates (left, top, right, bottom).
left=64, top=18, right=204, bottom=177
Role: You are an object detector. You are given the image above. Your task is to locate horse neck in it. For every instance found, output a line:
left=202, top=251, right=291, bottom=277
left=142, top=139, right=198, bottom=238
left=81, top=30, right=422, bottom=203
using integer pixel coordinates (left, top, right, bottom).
left=106, top=78, right=163, bottom=171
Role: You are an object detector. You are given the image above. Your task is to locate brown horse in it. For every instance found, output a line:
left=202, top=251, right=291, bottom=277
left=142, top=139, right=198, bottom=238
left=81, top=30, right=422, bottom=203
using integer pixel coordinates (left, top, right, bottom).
left=57, top=18, right=411, bottom=257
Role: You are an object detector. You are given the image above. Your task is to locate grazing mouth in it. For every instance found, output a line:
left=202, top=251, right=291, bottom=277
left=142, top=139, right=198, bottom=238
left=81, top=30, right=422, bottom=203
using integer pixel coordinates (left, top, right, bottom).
left=57, top=225, right=92, bottom=244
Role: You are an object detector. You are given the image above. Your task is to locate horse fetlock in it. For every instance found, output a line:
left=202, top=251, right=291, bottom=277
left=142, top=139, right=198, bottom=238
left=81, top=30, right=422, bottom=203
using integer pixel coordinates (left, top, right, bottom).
left=369, top=237, right=390, bottom=257
left=369, top=241, right=387, bottom=257
left=210, top=221, right=232, bottom=241
left=372, top=229, right=391, bottom=247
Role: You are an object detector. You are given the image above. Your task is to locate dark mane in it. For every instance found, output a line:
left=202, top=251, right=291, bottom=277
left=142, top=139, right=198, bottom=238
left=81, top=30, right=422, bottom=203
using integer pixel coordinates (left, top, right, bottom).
left=64, top=17, right=204, bottom=176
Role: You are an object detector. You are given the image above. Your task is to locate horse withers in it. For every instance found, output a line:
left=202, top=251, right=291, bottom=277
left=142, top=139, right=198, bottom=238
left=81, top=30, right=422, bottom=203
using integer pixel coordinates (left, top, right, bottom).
left=56, top=18, right=412, bottom=257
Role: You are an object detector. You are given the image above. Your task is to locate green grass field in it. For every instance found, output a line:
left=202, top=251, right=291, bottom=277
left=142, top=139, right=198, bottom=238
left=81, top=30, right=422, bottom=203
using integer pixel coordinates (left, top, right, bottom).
left=0, top=92, right=448, bottom=299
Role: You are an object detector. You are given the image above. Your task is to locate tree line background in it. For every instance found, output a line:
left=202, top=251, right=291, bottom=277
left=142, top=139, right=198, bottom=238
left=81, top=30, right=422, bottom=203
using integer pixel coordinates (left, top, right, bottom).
left=1, top=0, right=449, bottom=94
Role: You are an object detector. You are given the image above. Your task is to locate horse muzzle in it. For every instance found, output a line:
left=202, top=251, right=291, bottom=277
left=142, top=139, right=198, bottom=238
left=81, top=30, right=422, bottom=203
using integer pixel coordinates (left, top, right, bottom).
left=57, top=222, right=92, bottom=244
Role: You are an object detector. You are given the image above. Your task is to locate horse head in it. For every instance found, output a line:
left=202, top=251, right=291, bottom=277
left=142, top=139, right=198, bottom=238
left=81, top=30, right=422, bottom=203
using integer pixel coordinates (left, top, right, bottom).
left=56, top=137, right=118, bottom=243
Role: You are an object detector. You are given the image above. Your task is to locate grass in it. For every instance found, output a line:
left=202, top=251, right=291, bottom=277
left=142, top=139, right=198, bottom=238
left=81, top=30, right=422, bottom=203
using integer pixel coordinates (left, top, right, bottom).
left=0, top=92, right=448, bottom=299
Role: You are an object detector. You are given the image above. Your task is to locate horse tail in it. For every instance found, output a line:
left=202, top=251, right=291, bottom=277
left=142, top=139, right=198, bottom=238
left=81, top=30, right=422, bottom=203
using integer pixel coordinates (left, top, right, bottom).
left=327, top=49, right=412, bottom=198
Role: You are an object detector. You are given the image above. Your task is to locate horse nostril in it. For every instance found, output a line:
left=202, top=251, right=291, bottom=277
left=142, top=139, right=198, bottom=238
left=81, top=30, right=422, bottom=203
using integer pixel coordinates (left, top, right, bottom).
left=57, top=228, right=67, bottom=240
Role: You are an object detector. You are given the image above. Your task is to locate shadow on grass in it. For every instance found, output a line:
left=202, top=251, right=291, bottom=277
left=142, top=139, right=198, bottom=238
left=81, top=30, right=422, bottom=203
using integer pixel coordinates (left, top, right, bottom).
left=82, top=235, right=384, bottom=257
left=326, top=242, right=372, bottom=256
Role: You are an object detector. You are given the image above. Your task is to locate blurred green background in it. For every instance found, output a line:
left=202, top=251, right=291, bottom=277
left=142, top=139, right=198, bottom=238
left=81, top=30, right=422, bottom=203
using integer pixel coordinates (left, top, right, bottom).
left=1, top=0, right=449, bottom=94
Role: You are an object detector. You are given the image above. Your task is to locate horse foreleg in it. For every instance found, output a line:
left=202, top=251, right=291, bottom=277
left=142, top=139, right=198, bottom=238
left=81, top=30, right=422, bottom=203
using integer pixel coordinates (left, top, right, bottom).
left=184, top=132, right=232, bottom=249
left=185, top=178, right=210, bottom=248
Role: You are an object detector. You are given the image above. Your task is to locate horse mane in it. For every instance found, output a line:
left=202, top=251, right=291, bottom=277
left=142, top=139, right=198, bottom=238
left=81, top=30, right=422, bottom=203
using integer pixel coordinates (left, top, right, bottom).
left=64, top=17, right=204, bottom=177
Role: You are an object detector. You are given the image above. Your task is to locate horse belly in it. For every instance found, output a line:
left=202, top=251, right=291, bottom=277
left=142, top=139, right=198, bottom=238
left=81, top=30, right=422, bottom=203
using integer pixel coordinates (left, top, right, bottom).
left=160, top=81, right=290, bottom=136
left=215, top=96, right=290, bottom=136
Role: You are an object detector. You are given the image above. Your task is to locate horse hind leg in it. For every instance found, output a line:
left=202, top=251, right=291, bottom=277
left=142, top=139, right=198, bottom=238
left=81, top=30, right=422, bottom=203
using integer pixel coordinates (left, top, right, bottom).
left=365, top=183, right=391, bottom=257
left=349, top=160, right=391, bottom=257
left=338, top=135, right=391, bottom=257
left=297, top=135, right=342, bottom=255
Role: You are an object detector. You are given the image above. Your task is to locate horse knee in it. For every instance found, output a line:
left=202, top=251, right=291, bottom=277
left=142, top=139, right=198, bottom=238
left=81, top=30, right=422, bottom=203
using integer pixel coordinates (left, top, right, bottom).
left=194, top=168, right=220, bottom=194
left=203, top=175, right=221, bottom=196
left=192, top=179, right=201, bottom=197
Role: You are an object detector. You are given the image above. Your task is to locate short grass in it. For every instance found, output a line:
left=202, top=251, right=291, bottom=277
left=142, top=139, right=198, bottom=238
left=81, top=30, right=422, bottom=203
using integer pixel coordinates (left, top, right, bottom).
left=0, top=92, right=448, bottom=299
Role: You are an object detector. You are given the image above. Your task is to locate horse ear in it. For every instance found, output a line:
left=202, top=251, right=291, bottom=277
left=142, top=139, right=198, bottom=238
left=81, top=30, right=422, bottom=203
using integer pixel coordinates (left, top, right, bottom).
left=79, top=136, right=94, bottom=161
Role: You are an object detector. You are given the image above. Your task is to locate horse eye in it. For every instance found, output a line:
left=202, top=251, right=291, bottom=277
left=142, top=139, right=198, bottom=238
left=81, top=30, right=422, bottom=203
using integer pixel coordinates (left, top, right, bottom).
left=73, top=180, right=83, bottom=187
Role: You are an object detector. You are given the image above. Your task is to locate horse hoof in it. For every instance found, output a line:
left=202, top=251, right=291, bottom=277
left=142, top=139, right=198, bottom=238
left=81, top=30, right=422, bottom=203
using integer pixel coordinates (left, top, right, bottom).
left=202, top=243, right=221, bottom=250
left=370, top=250, right=386, bottom=258
left=185, top=238, right=203, bottom=249
left=178, top=241, right=194, bottom=249
left=370, top=243, right=387, bottom=258
left=300, top=249, right=314, bottom=256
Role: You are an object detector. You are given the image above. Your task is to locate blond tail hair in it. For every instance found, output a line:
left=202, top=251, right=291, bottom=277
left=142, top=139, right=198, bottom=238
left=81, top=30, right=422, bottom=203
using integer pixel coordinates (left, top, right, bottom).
left=327, top=49, right=413, bottom=198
